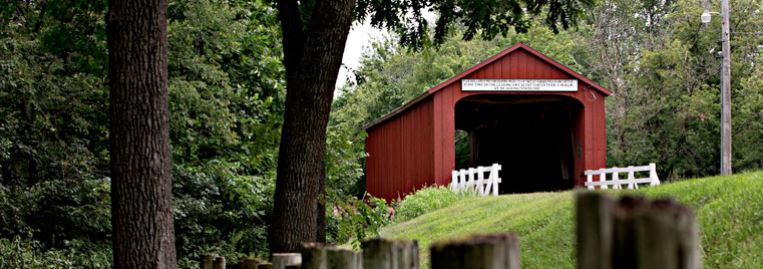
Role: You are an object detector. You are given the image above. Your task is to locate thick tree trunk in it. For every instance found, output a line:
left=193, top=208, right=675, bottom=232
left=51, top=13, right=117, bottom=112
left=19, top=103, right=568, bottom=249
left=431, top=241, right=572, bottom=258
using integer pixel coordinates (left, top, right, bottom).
left=107, top=0, right=176, bottom=268
left=269, top=0, right=354, bottom=253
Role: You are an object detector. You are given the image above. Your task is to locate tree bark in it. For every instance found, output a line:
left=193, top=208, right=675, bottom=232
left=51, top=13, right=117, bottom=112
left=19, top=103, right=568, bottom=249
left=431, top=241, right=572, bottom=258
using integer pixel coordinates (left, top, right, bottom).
left=269, top=0, right=355, bottom=253
left=107, top=0, right=176, bottom=267
left=316, top=167, right=327, bottom=243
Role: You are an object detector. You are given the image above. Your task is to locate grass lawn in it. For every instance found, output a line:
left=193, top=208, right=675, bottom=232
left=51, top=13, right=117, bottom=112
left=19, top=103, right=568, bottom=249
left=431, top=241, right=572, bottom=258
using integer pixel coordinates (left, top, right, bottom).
left=381, top=171, right=763, bottom=268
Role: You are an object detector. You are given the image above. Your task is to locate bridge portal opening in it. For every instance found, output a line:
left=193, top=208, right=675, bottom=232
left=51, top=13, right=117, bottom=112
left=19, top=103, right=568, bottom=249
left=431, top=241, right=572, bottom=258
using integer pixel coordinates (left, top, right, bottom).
left=455, top=95, right=582, bottom=194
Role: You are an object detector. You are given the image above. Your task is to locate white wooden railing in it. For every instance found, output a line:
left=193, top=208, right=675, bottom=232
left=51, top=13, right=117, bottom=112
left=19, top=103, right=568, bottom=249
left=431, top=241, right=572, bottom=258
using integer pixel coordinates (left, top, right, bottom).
left=451, top=163, right=502, bottom=196
left=584, top=163, right=660, bottom=190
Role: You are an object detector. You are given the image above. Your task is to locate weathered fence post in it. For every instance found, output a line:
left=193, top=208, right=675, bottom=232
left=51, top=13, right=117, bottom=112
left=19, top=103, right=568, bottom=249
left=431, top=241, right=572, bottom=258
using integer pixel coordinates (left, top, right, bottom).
left=612, top=196, right=647, bottom=269
left=201, top=254, right=216, bottom=269
left=300, top=242, right=362, bottom=269
left=362, top=238, right=419, bottom=269
left=632, top=199, right=701, bottom=269
left=238, top=258, right=259, bottom=269
left=576, top=192, right=614, bottom=269
left=301, top=243, right=327, bottom=269
left=272, top=253, right=302, bottom=269
left=577, top=193, right=701, bottom=269
left=675, top=204, right=701, bottom=269
left=213, top=256, right=226, bottom=269
left=326, top=247, right=362, bottom=269
left=430, top=233, right=520, bottom=269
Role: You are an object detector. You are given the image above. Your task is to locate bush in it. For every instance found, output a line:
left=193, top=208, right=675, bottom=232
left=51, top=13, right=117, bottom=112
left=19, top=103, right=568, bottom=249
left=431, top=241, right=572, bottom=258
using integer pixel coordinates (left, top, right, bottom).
left=172, top=162, right=274, bottom=268
left=0, top=236, right=111, bottom=268
left=394, top=187, right=474, bottom=222
left=327, top=196, right=390, bottom=249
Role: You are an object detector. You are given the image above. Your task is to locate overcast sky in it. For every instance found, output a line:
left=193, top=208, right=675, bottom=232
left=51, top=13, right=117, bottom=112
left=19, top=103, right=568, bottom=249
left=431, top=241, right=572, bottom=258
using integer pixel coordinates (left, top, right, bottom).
left=336, top=22, right=386, bottom=89
left=336, top=12, right=436, bottom=89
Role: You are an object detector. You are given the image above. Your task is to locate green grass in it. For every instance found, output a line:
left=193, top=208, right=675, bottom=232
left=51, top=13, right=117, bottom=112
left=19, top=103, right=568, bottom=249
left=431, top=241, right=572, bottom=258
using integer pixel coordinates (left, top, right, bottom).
left=394, top=186, right=475, bottom=222
left=381, top=171, right=763, bottom=268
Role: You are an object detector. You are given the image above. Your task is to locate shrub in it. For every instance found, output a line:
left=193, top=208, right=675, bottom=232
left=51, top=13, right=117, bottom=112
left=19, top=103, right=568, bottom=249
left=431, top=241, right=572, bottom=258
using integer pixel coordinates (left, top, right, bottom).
left=0, top=236, right=111, bottom=268
left=327, top=195, right=390, bottom=249
left=394, top=187, right=474, bottom=222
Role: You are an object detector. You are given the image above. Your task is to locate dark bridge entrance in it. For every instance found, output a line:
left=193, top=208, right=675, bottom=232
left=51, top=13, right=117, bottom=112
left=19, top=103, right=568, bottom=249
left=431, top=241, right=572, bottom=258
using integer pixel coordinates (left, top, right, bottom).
left=455, top=95, right=582, bottom=193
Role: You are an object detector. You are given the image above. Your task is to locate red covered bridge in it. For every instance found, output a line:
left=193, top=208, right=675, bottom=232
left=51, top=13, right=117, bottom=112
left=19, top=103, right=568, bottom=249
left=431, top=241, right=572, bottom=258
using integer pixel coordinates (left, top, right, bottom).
left=364, top=43, right=611, bottom=201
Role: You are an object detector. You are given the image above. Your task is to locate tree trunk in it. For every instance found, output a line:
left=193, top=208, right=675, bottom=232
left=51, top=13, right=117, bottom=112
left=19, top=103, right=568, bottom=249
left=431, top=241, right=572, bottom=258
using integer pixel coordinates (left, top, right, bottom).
left=269, top=0, right=355, bottom=253
left=107, top=0, right=176, bottom=267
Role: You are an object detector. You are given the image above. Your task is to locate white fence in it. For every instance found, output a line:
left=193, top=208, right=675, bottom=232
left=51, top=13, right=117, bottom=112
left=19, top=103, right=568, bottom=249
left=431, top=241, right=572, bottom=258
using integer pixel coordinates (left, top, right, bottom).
left=451, top=163, right=502, bottom=196
left=584, top=163, right=660, bottom=190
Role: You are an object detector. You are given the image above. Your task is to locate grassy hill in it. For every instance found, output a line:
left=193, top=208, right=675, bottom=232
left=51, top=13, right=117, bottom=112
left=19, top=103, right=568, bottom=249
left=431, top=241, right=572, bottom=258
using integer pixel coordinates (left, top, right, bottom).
left=381, top=171, right=763, bottom=268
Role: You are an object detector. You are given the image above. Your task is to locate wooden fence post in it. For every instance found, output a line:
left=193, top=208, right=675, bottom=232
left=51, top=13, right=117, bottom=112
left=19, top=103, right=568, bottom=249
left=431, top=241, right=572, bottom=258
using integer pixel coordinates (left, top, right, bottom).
left=301, top=243, right=327, bottom=269
left=201, top=254, right=215, bottom=269
left=649, top=163, right=660, bottom=186
left=451, top=171, right=459, bottom=191
left=213, top=256, right=226, bottom=269
left=238, top=258, right=259, bottom=269
left=612, top=169, right=621, bottom=189
left=490, top=164, right=501, bottom=196
left=577, top=193, right=701, bottom=269
left=326, top=247, right=362, bottom=269
left=272, top=253, right=302, bottom=269
left=675, top=203, right=701, bottom=269
left=300, top=242, right=362, bottom=269
left=611, top=195, right=648, bottom=269
left=362, top=238, right=419, bottom=269
left=576, top=192, right=614, bottom=269
left=632, top=199, right=701, bottom=269
left=430, top=233, right=520, bottom=269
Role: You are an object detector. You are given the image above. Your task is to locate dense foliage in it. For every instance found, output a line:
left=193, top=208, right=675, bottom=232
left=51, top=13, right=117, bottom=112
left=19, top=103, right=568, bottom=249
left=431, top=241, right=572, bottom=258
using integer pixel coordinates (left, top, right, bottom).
left=326, top=196, right=390, bottom=249
left=576, top=0, right=763, bottom=178
left=1, top=0, right=285, bottom=266
left=0, top=237, right=111, bottom=268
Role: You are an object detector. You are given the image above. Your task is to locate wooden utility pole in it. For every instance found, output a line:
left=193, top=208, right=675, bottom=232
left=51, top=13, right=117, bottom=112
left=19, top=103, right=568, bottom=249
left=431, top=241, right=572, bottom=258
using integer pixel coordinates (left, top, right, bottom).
left=720, top=0, right=732, bottom=175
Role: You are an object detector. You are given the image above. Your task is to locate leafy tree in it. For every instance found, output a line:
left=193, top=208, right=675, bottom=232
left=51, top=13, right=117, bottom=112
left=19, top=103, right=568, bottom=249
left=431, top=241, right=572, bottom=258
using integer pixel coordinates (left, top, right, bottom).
left=577, top=0, right=763, bottom=178
left=0, top=0, right=111, bottom=248
left=735, top=62, right=763, bottom=170
left=166, top=0, right=285, bottom=263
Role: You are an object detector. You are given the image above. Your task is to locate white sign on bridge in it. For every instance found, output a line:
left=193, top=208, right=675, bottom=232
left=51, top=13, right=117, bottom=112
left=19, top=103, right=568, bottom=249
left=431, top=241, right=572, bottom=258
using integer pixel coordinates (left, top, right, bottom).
left=462, top=79, right=578, bottom=92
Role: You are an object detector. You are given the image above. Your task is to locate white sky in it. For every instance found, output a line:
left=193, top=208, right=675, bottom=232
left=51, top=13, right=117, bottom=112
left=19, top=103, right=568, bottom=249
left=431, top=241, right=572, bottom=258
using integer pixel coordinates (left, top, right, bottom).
left=336, top=21, right=386, bottom=89
left=336, top=11, right=436, bottom=89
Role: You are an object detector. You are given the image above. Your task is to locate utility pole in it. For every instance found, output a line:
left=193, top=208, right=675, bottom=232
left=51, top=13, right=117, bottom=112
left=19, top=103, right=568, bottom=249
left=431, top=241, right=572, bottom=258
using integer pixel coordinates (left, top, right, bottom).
left=720, top=0, right=732, bottom=175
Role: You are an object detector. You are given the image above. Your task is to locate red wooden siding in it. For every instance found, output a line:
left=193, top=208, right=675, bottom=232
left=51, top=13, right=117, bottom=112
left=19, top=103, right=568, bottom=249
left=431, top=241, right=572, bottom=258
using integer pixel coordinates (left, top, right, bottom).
left=365, top=97, right=434, bottom=200
left=366, top=43, right=609, bottom=200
